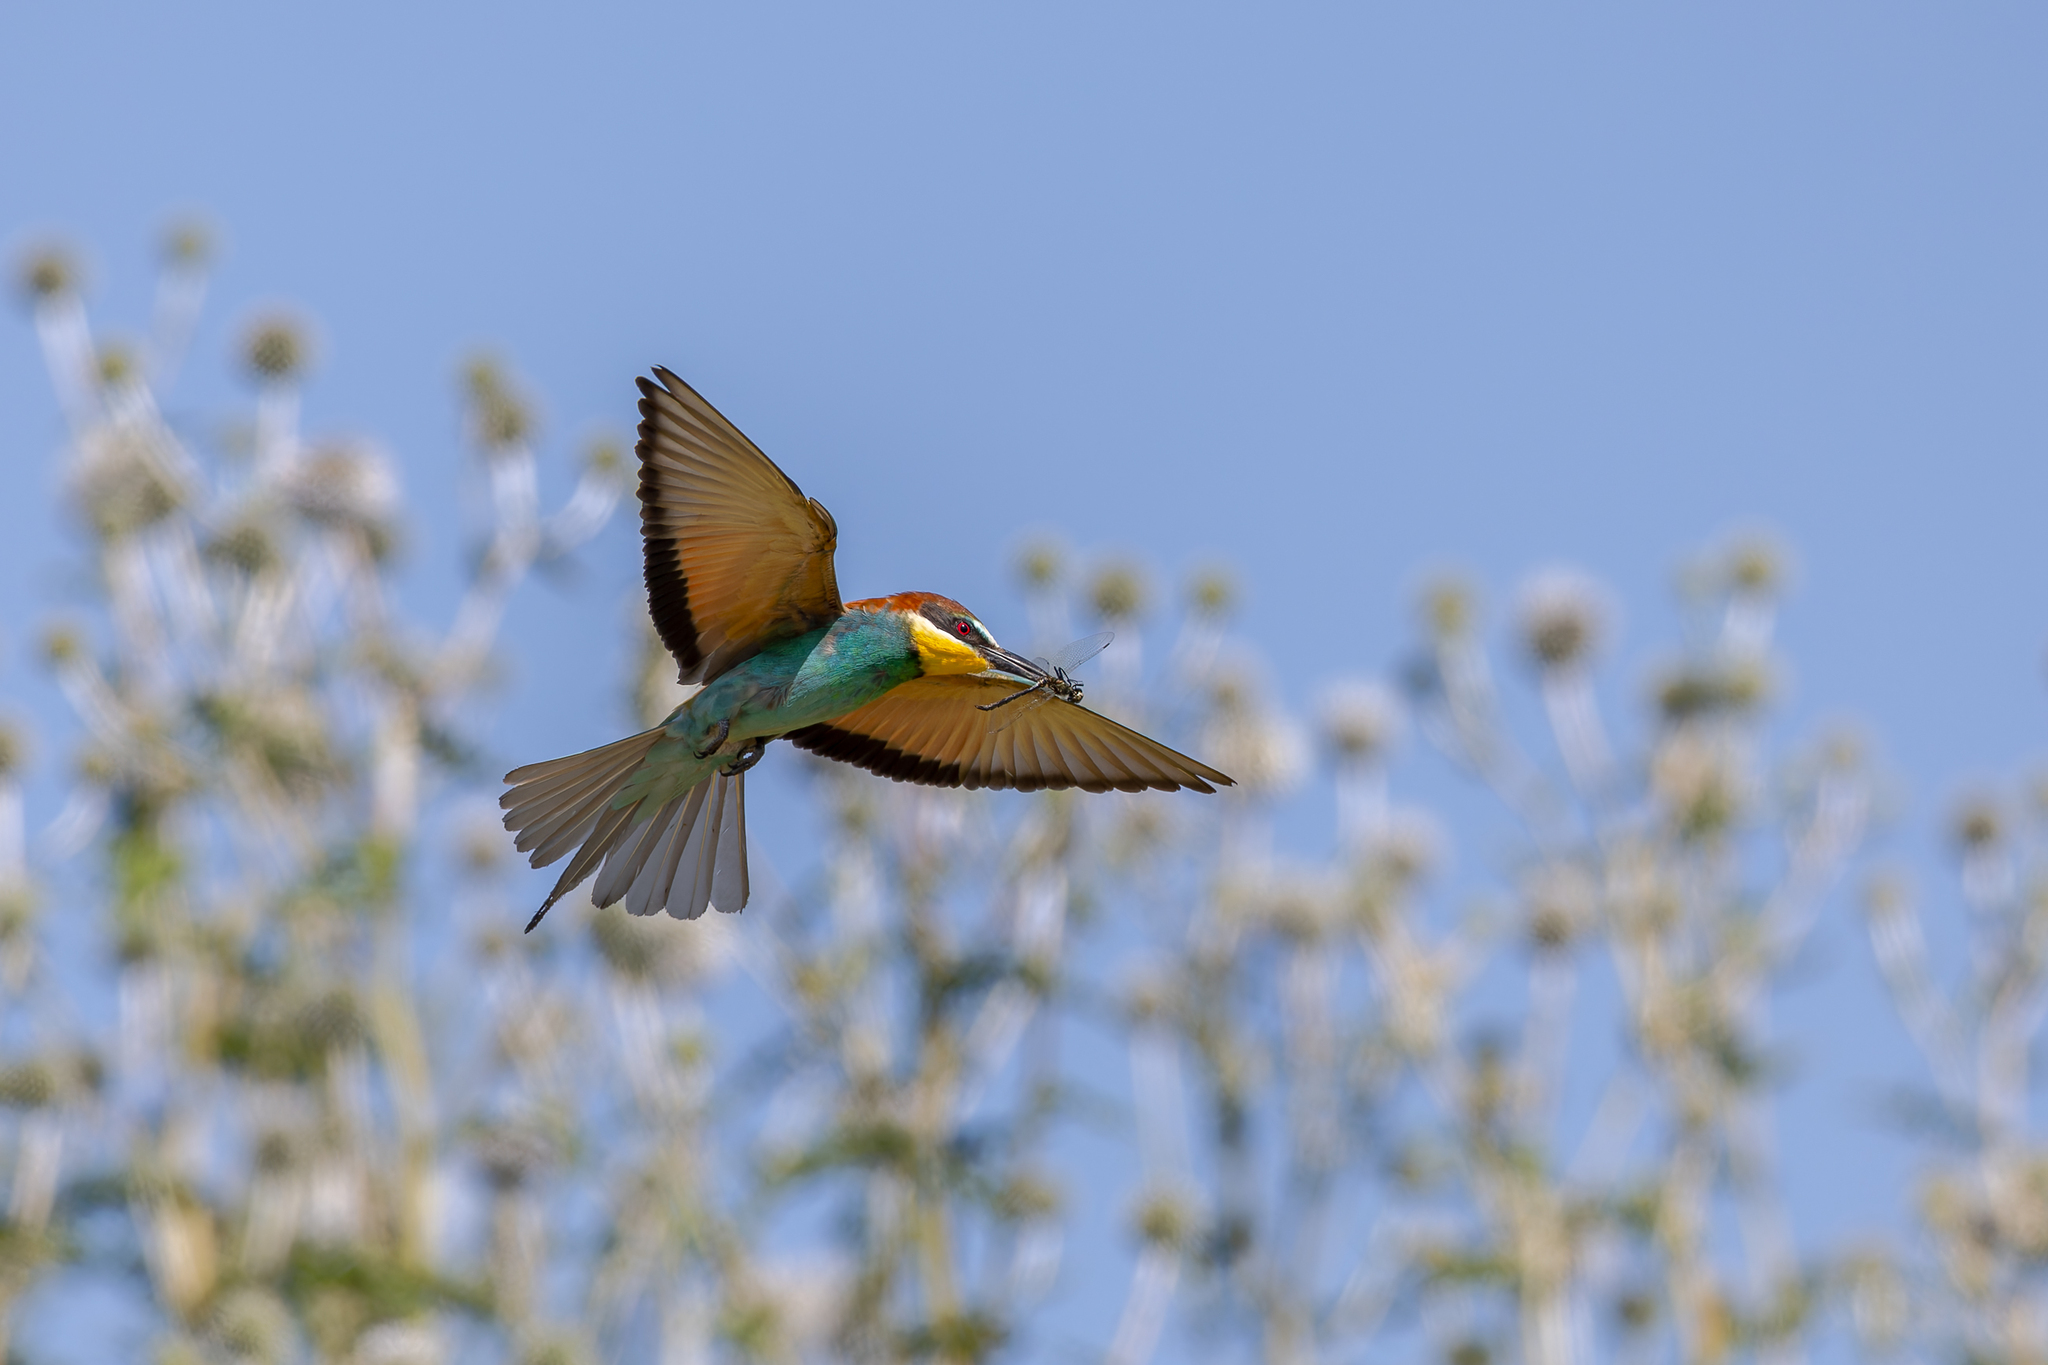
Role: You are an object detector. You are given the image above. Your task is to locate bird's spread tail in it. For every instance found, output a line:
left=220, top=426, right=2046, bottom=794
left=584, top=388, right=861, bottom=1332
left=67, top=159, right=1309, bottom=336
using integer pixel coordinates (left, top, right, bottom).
left=502, top=729, right=749, bottom=931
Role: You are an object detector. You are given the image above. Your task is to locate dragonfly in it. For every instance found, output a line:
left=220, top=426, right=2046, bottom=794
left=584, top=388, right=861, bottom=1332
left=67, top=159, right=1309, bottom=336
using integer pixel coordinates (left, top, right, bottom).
left=978, top=631, right=1114, bottom=731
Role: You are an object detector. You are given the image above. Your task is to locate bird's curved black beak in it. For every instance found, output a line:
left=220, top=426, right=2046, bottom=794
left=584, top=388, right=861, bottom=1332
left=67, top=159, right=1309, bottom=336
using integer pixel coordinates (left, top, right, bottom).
left=981, top=644, right=1050, bottom=685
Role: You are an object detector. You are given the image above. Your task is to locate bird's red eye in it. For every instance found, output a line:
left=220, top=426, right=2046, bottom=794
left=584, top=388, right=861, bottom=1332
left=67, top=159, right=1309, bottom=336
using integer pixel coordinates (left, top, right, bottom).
left=955, top=620, right=973, bottom=638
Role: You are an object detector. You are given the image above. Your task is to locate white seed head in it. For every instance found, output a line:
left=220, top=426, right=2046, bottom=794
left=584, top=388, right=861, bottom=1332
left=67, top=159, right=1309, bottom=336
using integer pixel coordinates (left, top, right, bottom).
left=16, top=243, right=78, bottom=302
left=39, top=625, right=83, bottom=668
left=241, top=312, right=311, bottom=382
left=1131, top=1186, right=1199, bottom=1251
left=463, top=355, right=535, bottom=450
left=1317, top=679, right=1405, bottom=762
left=352, top=1320, right=445, bottom=1365
left=160, top=218, right=214, bottom=269
left=472, top=1122, right=557, bottom=1191
left=1950, top=791, right=2005, bottom=856
left=1416, top=572, right=1478, bottom=640
left=1104, top=800, right=1173, bottom=868
left=1186, top=564, right=1237, bottom=620
left=211, top=1287, right=294, bottom=1365
left=589, top=903, right=730, bottom=985
left=516, top=1337, right=595, bottom=1365
left=0, top=1058, right=58, bottom=1108
left=1203, top=703, right=1309, bottom=796
left=288, top=443, right=398, bottom=536
left=1364, top=808, right=1446, bottom=887
left=71, top=424, right=189, bottom=539
left=747, top=1257, right=855, bottom=1354
left=1123, top=965, right=1173, bottom=1022
left=1086, top=559, right=1150, bottom=623
left=1013, top=537, right=1066, bottom=591
left=1725, top=531, right=1789, bottom=595
left=1844, top=1250, right=1908, bottom=1352
left=1651, top=732, right=1750, bottom=840
left=581, top=435, right=625, bottom=478
left=95, top=339, right=139, bottom=387
left=155, top=1336, right=208, bottom=1365
left=1679, top=530, right=1795, bottom=604
left=458, top=819, right=506, bottom=875
left=1515, top=566, right=1613, bottom=670
left=1653, top=656, right=1773, bottom=723
left=203, top=518, right=282, bottom=576
left=1524, top=859, right=1598, bottom=949
left=1263, top=869, right=1341, bottom=942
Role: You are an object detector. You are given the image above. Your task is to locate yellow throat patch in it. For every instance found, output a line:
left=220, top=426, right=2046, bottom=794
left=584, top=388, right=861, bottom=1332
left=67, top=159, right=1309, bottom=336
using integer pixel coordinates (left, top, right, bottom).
left=907, top=612, right=991, bottom=676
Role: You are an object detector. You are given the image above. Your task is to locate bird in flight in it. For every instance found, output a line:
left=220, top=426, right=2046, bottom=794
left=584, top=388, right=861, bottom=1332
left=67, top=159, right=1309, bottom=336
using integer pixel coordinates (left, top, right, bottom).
left=503, top=369, right=1233, bottom=930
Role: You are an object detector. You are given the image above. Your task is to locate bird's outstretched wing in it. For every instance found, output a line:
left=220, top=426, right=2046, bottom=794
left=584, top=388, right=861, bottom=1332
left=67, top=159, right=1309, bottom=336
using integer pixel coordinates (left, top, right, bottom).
left=786, top=676, right=1233, bottom=793
left=638, top=368, right=844, bottom=683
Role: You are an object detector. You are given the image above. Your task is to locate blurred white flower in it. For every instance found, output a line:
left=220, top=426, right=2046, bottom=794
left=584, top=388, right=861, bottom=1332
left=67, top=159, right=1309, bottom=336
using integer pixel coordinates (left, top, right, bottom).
left=288, top=441, right=398, bottom=535
left=1364, top=808, right=1447, bottom=888
left=1515, top=566, right=1615, bottom=671
left=1651, top=731, right=1751, bottom=840
left=1203, top=667, right=1310, bottom=796
left=1317, top=679, right=1406, bottom=764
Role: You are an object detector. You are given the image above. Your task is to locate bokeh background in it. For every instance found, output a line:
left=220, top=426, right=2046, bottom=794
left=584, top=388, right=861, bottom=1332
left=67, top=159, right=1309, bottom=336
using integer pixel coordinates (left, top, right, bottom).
left=5, top=4, right=2048, bottom=1363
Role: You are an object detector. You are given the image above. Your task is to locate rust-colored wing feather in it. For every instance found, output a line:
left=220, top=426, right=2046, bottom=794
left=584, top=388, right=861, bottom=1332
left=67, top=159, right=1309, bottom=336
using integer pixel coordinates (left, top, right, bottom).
left=638, top=368, right=844, bottom=683
left=786, top=676, right=1234, bottom=794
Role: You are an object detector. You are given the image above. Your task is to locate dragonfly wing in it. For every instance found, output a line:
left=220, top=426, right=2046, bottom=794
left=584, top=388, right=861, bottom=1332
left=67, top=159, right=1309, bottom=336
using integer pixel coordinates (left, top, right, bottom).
left=1046, top=631, right=1114, bottom=674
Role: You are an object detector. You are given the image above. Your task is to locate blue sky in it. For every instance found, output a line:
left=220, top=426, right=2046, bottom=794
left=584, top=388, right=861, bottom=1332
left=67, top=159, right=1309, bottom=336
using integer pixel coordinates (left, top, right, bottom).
left=6, top=0, right=2048, bottom=1350
left=8, top=3, right=2045, bottom=784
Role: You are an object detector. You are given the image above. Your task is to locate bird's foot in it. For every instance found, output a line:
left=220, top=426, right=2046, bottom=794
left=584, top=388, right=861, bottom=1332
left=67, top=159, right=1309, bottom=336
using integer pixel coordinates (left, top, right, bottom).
left=693, top=718, right=731, bottom=759
left=721, top=737, right=767, bottom=776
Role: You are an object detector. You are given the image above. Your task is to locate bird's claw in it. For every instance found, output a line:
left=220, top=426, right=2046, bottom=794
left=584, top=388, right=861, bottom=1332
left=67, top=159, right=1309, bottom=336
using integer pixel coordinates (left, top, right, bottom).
left=693, top=718, right=731, bottom=759
left=721, top=737, right=767, bottom=776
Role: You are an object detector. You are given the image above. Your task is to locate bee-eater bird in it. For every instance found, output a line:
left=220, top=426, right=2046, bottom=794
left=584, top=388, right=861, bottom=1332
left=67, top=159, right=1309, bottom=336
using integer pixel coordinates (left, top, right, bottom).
left=503, top=369, right=1233, bottom=931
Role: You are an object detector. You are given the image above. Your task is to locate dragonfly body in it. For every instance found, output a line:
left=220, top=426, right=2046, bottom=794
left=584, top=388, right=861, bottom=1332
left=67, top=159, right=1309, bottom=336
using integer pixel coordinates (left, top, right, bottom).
left=976, top=630, right=1109, bottom=723
left=975, top=671, right=1079, bottom=714
left=503, top=371, right=1232, bottom=930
